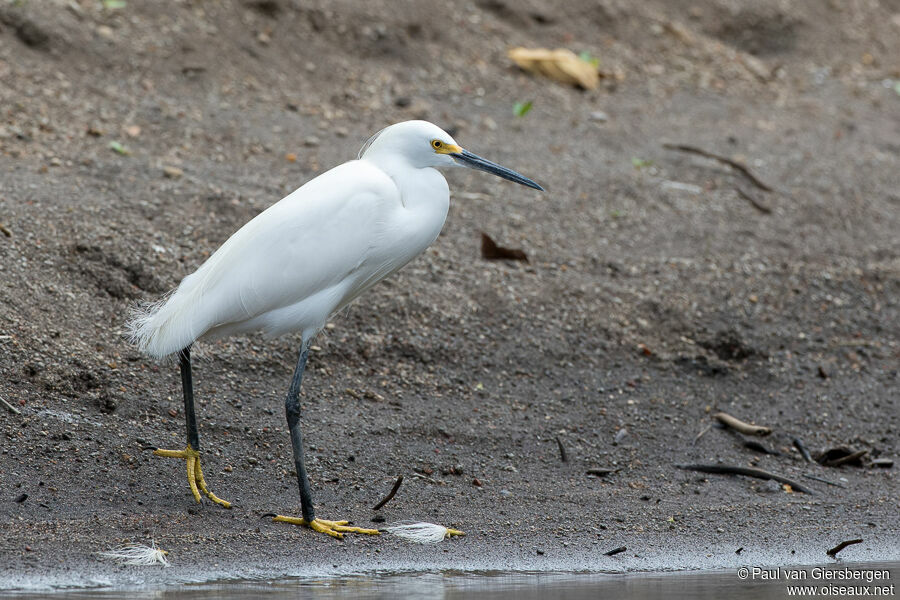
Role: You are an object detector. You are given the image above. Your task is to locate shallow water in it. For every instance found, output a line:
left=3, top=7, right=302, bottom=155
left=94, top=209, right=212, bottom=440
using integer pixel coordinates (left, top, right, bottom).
left=6, top=563, right=898, bottom=600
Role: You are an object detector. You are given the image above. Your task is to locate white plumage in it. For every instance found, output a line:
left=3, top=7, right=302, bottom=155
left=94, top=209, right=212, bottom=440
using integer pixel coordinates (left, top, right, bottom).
left=130, top=122, right=455, bottom=358
left=99, top=543, right=169, bottom=566
left=126, top=121, right=541, bottom=539
left=130, top=120, right=541, bottom=359
left=384, top=521, right=463, bottom=544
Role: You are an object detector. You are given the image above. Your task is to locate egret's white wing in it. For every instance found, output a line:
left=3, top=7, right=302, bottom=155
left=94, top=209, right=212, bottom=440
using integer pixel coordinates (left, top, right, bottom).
left=132, top=161, right=402, bottom=357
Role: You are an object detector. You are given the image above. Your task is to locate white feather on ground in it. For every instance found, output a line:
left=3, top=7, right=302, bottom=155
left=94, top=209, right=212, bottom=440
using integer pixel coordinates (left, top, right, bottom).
left=99, top=543, right=169, bottom=566
left=384, top=522, right=457, bottom=544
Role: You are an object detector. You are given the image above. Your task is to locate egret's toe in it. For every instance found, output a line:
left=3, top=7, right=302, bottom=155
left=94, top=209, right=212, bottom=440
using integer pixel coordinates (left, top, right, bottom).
left=272, top=515, right=380, bottom=539
left=152, top=445, right=232, bottom=509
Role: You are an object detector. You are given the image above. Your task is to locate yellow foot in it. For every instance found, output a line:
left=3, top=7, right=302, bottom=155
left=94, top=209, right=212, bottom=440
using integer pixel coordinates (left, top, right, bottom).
left=153, top=445, right=232, bottom=509
left=272, top=515, right=380, bottom=539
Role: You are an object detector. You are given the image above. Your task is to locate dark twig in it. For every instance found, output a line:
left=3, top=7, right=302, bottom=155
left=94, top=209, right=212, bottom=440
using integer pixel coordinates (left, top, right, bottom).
left=372, top=475, right=403, bottom=510
left=714, top=412, right=771, bottom=436
left=743, top=439, right=779, bottom=456
left=676, top=463, right=815, bottom=494
left=802, top=473, right=846, bottom=489
left=824, top=450, right=868, bottom=467
left=585, top=468, right=616, bottom=477
left=827, top=539, right=863, bottom=558
left=663, top=143, right=774, bottom=192
left=555, top=437, right=568, bottom=463
left=604, top=546, right=627, bottom=556
left=735, top=186, right=773, bottom=214
left=481, top=232, right=528, bottom=262
left=793, top=438, right=813, bottom=463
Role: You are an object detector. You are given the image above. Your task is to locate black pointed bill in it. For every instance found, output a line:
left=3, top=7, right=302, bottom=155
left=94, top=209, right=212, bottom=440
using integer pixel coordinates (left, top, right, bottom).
left=451, top=149, right=544, bottom=191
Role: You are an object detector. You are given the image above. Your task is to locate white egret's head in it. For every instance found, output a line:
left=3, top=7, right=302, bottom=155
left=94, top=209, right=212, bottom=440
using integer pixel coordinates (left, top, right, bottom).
left=360, top=120, right=543, bottom=191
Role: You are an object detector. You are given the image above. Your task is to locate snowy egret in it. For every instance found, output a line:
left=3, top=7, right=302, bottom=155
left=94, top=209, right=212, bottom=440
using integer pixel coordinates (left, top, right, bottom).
left=129, top=120, right=543, bottom=539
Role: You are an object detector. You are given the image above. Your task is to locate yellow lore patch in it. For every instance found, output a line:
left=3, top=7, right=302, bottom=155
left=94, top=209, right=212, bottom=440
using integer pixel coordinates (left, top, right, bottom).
left=431, top=139, right=462, bottom=155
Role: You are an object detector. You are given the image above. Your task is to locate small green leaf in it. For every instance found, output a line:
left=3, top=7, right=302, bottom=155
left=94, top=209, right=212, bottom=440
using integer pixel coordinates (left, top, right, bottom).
left=894, top=81, right=900, bottom=96
left=578, top=51, right=600, bottom=68
left=513, top=100, right=533, bottom=117
left=109, top=140, right=130, bottom=155
left=102, top=0, right=127, bottom=8
left=610, top=209, right=624, bottom=218
left=631, top=157, right=653, bottom=168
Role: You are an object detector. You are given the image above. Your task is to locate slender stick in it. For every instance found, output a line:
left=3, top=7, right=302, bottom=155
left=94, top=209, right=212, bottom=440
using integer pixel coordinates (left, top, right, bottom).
left=693, top=423, right=713, bottom=445
left=714, top=412, right=771, bottom=436
left=743, top=439, right=778, bottom=455
left=824, top=449, right=867, bottom=467
left=586, top=468, right=615, bottom=477
left=0, top=395, right=20, bottom=415
left=662, top=143, right=774, bottom=192
left=676, top=463, right=815, bottom=494
left=827, top=539, right=863, bottom=557
left=793, top=438, right=813, bottom=463
left=605, top=546, right=627, bottom=556
left=372, top=475, right=403, bottom=510
left=555, top=437, right=568, bottom=463
left=802, top=473, right=846, bottom=489
left=735, top=186, right=773, bottom=214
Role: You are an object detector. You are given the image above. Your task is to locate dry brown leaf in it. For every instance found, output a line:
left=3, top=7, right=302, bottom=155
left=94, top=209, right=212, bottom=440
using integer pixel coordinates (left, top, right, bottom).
left=481, top=232, right=528, bottom=262
left=508, top=47, right=599, bottom=90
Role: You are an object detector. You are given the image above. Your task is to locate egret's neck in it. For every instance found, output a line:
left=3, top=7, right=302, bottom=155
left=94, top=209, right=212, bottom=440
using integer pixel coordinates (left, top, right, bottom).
left=363, top=154, right=450, bottom=256
left=364, top=155, right=450, bottom=214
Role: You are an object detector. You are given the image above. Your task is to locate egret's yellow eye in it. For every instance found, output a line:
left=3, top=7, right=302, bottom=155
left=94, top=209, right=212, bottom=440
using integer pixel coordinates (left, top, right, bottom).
left=431, top=139, right=461, bottom=155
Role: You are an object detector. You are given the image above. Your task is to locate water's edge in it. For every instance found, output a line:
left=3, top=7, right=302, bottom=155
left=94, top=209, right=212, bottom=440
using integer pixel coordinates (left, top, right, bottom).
left=2, top=539, right=898, bottom=595
left=2, top=562, right=898, bottom=600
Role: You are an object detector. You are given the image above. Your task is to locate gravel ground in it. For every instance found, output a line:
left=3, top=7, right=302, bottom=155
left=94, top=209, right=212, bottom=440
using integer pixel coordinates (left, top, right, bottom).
left=0, top=0, right=898, bottom=590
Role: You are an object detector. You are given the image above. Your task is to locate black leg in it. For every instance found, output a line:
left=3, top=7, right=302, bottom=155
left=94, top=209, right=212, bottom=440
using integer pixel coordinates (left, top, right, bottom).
left=151, top=344, right=231, bottom=508
left=179, top=345, right=200, bottom=451
left=285, top=341, right=315, bottom=523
